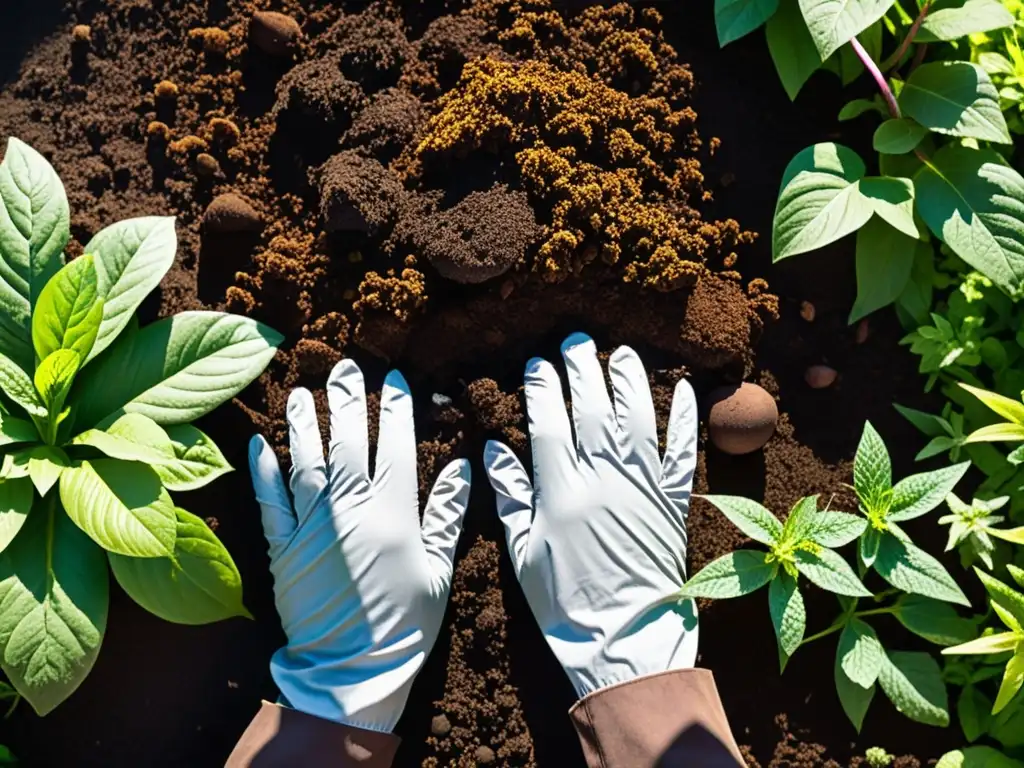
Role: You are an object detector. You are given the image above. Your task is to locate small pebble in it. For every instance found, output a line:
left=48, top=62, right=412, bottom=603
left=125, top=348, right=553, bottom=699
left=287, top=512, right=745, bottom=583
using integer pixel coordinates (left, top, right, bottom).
left=855, top=319, right=870, bottom=344
left=196, top=153, right=220, bottom=177
left=800, top=301, right=815, bottom=322
left=805, top=365, right=838, bottom=389
left=72, top=25, right=91, bottom=44
left=432, top=393, right=453, bottom=407
left=474, top=746, right=495, bottom=765
left=250, top=11, right=302, bottom=56
left=707, top=382, right=778, bottom=455
left=203, top=193, right=262, bottom=233
left=430, top=714, right=451, bottom=736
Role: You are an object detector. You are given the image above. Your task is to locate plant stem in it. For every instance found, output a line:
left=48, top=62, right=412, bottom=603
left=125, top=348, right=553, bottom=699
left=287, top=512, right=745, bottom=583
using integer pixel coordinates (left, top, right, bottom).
left=850, top=37, right=901, bottom=119
left=801, top=619, right=848, bottom=646
left=882, top=1, right=933, bottom=73
left=854, top=606, right=897, bottom=618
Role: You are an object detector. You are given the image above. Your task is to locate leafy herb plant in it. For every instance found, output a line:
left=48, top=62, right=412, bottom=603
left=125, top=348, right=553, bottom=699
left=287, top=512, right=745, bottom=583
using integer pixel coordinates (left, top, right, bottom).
left=941, top=493, right=1024, bottom=569
left=0, top=138, right=283, bottom=715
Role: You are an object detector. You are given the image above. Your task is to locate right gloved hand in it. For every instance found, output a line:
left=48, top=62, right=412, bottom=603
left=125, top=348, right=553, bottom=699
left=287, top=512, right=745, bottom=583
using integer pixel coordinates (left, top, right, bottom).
left=483, top=332, right=699, bottom=698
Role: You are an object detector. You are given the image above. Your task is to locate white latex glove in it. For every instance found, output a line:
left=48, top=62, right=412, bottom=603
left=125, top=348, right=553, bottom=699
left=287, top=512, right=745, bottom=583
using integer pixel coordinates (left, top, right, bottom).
left=248, top=359, right=471, bottom=732
left=484, top=332, right=699, bottom=697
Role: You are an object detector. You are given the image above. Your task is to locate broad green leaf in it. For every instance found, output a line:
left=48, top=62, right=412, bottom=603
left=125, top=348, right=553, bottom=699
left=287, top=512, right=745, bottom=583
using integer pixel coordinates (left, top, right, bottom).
left=915, top=146, right=1024, bottom=299
left=896, top=240, right=936, bottom=327
left=109, top=508, right=249, bottom=625
left=979, top=52, right=1015, bottom=76
left=797, top=0, right=896, bottom=60
left=989, top=693, right=1024, bottom=747
left=0, top=138, right=69, bottom=371
left=154, top=425, right=232, bottom=492
left=990, top=527, right=1024, bottom=545
left=959, top=384, right=1024, bottom=426
left=835, top=652, right=875, bottom=731
left=977, top=568, right=1024, bottom=628
left=773, top=143, right=869, bottom=261
left=0, top=352, right=44, bottom=418
left=839, top=98, right=885, bottom=121
left=838, top=618, right=884, bottom=688
left=699, top=495, right=782, bottom=545
left=861, top=526, right=881, bottom=568
left=34, top=349, right=79, bottom=415
left=782, top=495, right=820, bottom=543
left=854, top=421, right=891, bottom=501
left=958, top=684, right=993, bottom=742
left=917, top=0, right=1014, bottom=42
left=888, top=462, right=971, bottom=521
left=73, top=311, right=282, bottom=429
left=21, top=445, right=67, bottom=497
left=716, top=0, right=779, bottom=45
left=966, top=424, right=1024, bottom=442
left=805, top=510, right=867, bottom=548
left=766, top=0, right=823, bottom=100
left=31, top=255, right=102, bottom=364
left=794, top=547, right=872, bottom=596
left=900, top=62, right=1010, bottom=143
left=878, top=650, right=950, bottom=726
left=943, top=632, right=1020, bottom=655
left=895, top=594, right=976, bottom=645
left=874, top=118, right=928, bottom=155
left=678, top=550, right=775, bottom=599
left=849, top=218, right=916, bottom=323
left=769, top=571, right=805, bottom=659
left=59, top=458, right=175, bottom=558
left=875, top=532, right=970, bottom=605
left=71, top=414, right=173, bottom=466
left=0, top=478, right=33, bottom=554
left=859, top=176, right=919, bottom=238
left=0, top=498, right=107, bottom=715
left=85, top=217, right=177, bottom=361
left=937, top=747, right=1024, bottom=768
left=995, top=649, right=1024, bottom=713
left=0, top=415, right=37, bottom=447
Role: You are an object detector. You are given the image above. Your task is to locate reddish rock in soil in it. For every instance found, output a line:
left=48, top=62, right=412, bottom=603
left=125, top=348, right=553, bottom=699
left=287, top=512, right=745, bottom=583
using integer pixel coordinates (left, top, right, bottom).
left=203, top=193, right=262, bottom=233
left=707, top=382, right=778, bottom=455
left=249, top=11, right=301, bottom=57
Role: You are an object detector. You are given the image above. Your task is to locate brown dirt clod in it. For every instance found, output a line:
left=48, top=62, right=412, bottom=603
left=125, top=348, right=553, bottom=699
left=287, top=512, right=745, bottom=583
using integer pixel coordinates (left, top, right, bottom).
left=203, top=193, right=262, bottom=234
left=249, top=11, right=302, bottom=57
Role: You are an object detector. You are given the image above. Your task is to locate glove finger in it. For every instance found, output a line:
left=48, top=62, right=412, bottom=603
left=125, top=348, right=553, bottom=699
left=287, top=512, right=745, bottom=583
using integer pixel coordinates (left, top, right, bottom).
left=561, top=332, right=615, bottom=456
left=661, top=377, right=699, bottom=510
left=287, top=388, right=328, bottom=525
left=608, top=345, right=659, bottom=472
left=374, top=369, right=417, bottom=505
left=249, top=434, right=296, bottom=561
left=421, top=458, right=471, bottom=592
left=327, top=359, right=370, bottom=496
left=524, top=356, right=577, bottom=491
left=484, top=440, right=534, bottom=578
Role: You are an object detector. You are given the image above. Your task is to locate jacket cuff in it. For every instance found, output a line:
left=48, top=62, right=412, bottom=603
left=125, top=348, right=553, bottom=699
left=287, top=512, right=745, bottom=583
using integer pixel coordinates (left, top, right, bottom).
left=568, top=669, right=745, bottom=768
left=226, top=701, right=401, bottom=767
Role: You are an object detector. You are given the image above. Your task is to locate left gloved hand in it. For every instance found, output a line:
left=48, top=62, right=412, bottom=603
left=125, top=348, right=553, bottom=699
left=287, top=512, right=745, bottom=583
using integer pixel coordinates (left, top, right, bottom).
left=248, top=359, right=471, bottom=733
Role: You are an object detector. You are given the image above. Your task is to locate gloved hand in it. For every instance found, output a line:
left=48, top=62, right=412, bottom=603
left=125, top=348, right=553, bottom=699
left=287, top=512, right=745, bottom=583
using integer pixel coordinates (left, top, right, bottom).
left=248, top=359, right=471, bottom=732
left=484, top=332, right=699, bottom=697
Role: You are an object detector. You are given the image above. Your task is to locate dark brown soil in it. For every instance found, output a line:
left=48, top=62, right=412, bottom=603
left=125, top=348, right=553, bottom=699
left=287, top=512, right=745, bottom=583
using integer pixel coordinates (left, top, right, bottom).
left=0, top=1, right=961, bottom=766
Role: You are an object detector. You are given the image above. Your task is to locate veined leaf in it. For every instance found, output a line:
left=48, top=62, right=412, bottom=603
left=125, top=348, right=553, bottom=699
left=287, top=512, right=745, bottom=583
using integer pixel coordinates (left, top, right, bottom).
left=873, top=118, right=928, bottom=155
left=699, top=495, right=783, bottom=545
left=85, top=217, right=177, bottom=362
left=805, top=510, right=867, bottom=548
left=72, top=311, right=282, bottom=428
left=900, top=62, right=1010, bottom=144
left=854, top=421, right=891, bottom=502
left=936, top=747, right=1024, bottom=768
left=59, top=459, right=175, bottom=558
left=849, top=218, right=916, bottom=323
left=20, top=445, right=67, bottom=497
left=71, top=415, right=173, bottom=466
left=154, top=425, right=232, bottom=491
left=995, top=649, right=1024, bottom=713
left=875, top=532, right=970, bottom=605
left=766, top=0, right=823, bottom=100
left=838, top=618, right=884, bottom=688
left=943, top=632, right=1020, bottom=656
left=0, top=138, right=69, bottom=371
left=678, top=550, right=775, bottom=599
left=888, top=462, right=971, bottom=521
left=959, top=383, right=1024, bottom=426
left=0, top=478, right=33, bottom=554
left=794, top=547, right=872, bottom=596
left=966, top=424, right=1024, bottom=443
left=781, top=495, right=819, bottom=543
left=860, top=526, right=881, bottom=568
left=0, top=497, right=107, bottom=715
left=716, top=0, right=779, bottom=45
left=895, top=594, right=977, bottom=646
left=769, top=571, right=805, bottom=660
left=31, top=255, right=102, bottom=364
left=835, top=651, right=875, bottom=731
left=0, top=352, right=44, bottom=418
left=858, top=176, right=918, bottom=238
left=878, top=650, right=950, bottom=726
left=797, top=0, right=896, bottom=60
left=109, top=507, right=249, bottom=625
left=917, top=0, right=1014, bottom=42
left=976, top=568, right=1024, bottom=628
left=34, top=349, right=79, bottom=415
left=915, top=145, right=1024, bottom=299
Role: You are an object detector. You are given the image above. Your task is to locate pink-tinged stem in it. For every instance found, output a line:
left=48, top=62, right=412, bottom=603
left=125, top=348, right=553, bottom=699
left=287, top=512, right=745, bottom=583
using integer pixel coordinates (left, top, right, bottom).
left=883, top=1, right=933, bottom=72
left=851, top=37, right=901, bottom=119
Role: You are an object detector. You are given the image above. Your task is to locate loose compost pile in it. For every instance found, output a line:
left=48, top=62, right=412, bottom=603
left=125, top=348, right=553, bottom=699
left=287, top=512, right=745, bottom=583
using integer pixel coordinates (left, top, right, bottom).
left=0, top=0, right=958, bottom=765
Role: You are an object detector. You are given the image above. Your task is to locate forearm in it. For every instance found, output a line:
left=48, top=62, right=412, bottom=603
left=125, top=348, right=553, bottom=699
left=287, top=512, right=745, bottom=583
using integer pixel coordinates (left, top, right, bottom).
left=225, top=701, right=400, bottom=767
left=569, top=669, right=745, bottom=768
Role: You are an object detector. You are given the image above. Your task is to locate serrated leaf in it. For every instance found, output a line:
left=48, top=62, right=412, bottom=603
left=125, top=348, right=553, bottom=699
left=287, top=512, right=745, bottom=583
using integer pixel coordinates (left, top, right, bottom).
left=959, top=384, right=1024, bottom=426
left=153, top=425, right=232, bottom=492
left=917, top=0, right=1014, bottom=42
left=915, top=145, right=1024, bottom=299
left=769, top=571, right=805, bottom=658
left=698, top=495, right=783, bottom=545
left=895, top=594, right=977, bottom=645
left=0, top=498, right=107, bottom=715
left=31, top=255, right=103, bottom=364
left=958, top=684, right=993, bottom=743
left=805, top=510, right=868, bottom=548
left=874, top=118, right=929, bottom=154
left=889, top=462, right=971, bottom=521
left=875, top=532, right=970, bottom=605
left=835, top=651, right=875, bottom=731
left=59, top=458, right=175, bottom=558
left=0, top=478, right=33, bottom=555
left=782, top=495, right=819, bottom=543
left=109, top=507, right=249, bottom=625
left=85, top=217, right=177, bottom=362
left=878, top=650, right=950, bottom=726
left=839, top=618, right=884, bottom=688
left=767, top=0, right=824, bottom=100
left=976, top=568, right=1024, bottom=628
left=678, top=550, right=775, bottom=599
left=0, top=352, right=44, bottom=418
left=849, top=218, right=917, bottom=323
left=937, top=747, right=1024, bottom=768
left=0, top=138, right=69, bottom=371
left=72, top=311, right=282, bottom=429
left=900, top=62, right=1010, bottom=143
left=797, top=0, right=896, bottom=60
left=716, top=0, right=780, bottom=45
left=854, top=421, right=891, bottom=501
left=795, top=547, right=872, bottom=596
left=995, top=649, right=1024, bottom=713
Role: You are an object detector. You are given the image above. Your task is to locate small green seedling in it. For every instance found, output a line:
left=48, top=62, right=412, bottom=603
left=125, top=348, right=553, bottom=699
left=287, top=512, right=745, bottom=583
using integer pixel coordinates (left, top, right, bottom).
left=865, top=746, right=894, bottom=767
left=941, top=494, right=1024, bottom=571
left=853, top=422, right=971, bottom=606
left=943, top=566, right=1024, bottom=715
left=895, top=402, right=968, bottom=462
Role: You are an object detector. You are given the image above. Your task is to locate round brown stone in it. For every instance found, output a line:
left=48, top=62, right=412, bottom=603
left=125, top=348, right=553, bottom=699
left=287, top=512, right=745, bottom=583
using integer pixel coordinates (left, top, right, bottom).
left=707, top=382, right=778, bottom=455
left=250, top=11, right=301, bottom=56
left=474, top=745, right=495, bottom=764
left=203, top=193, right=262, bottom=233
left=430, top=714, right=451, bottom=736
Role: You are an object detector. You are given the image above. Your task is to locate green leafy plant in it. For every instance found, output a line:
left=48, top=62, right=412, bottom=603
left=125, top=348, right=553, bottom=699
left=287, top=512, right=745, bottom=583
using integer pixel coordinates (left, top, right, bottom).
left=960, top=383, right=1024, bottom=464
left=941, top=494, right=1024, bottom=569
left=936, top=746, right=1024, bottom=767
left=865, top=746, right=895, bottom=767
left=0, top=138, right=283, bottom=715
left=680, top=420, right=975, bottom=731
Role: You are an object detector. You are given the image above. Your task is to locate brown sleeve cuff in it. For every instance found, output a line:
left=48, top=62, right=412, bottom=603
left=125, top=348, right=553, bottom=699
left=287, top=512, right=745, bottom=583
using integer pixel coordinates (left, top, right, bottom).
left=225, top=701, right=401, bottom=767
left=568, top=669, right=745, bottom=768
